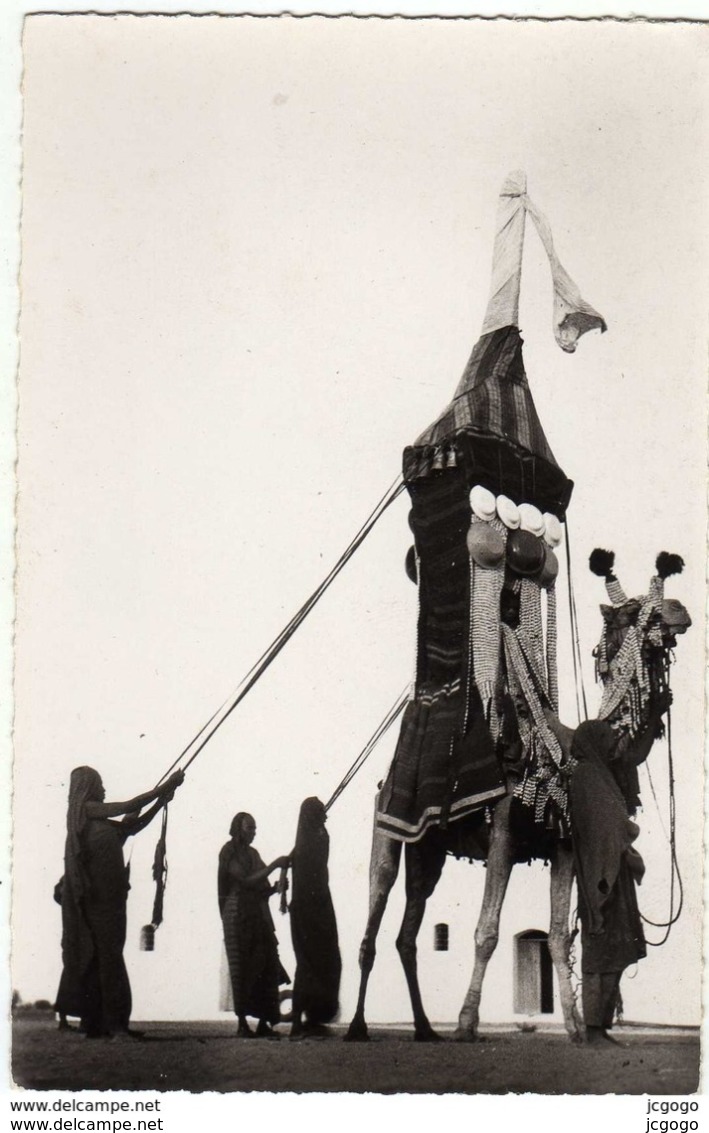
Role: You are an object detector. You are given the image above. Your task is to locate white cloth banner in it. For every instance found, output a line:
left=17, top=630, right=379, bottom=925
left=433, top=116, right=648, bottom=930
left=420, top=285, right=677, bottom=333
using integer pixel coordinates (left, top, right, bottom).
left=481, top=170, right=607, bottom=353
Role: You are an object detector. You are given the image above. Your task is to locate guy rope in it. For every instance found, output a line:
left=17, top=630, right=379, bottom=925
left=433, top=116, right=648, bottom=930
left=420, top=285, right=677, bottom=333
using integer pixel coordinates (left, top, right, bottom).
left=141, top=474, right=405, bottom=943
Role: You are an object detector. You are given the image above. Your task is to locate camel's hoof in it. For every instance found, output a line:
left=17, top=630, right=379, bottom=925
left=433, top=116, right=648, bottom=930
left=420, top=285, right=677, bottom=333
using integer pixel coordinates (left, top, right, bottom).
left=585, top=1029, right=624, bottom=1048
left=452, top=1028, right=482, bottom=1043
left=414, top=1027, right=443, bottom=1043
left=344, top=1020, right=370, bottom=1043
left=569, top=1031, right=585, bottom=1046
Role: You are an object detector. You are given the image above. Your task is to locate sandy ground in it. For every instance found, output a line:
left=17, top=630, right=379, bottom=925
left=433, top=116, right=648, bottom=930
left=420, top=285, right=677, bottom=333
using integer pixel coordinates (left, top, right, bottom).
left=11, top=1014, right=701, bottom=1095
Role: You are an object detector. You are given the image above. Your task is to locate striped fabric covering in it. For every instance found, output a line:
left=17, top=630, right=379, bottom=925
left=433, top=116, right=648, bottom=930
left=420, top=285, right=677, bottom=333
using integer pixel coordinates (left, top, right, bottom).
left=404, top=325, right=573, bottom=518
left=376, top=687, right=506, bottom=842
left=411, top=470, right=470, bottom=690
left=376, top=471, right=506, bottom=842
left=417, top=325, right=560, bottom=462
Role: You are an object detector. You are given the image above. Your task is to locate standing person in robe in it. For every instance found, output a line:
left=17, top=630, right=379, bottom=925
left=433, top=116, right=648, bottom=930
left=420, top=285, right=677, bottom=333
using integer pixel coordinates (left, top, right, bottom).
left=56, top=765, right=184, bottom=1040
left=218, top=812, right=290, bottom=1039
left=566, top=720, right=647, bottom=1045
left=288, top=797, right=341, bottom=1040
left=53, top=877, right=74, bottom=1032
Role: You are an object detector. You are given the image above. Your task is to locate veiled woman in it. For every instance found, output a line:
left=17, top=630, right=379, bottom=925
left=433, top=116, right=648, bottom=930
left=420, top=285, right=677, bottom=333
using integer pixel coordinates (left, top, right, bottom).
left=218, top=813, right=290, bottom=1038
left=56, top=766, right=184, bottom=1039
left=289, top=797, right=341, bottom=1039
left=568, top=720, right=646, bottom=1044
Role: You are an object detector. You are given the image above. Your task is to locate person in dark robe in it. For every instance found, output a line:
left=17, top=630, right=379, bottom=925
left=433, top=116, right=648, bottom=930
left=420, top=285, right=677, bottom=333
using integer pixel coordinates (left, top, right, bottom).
left=53, top=878, right=71, bottom=1031
left=567, top=720, right=646, bottom=1045
left=608, top=686, right=671, bottom=815
left=53, top=877, right=77, bottom=1032
left=288, top=797, right=341, bottom=1039
left=218, top=813, right=290, bottom=1038
left=56, top=765, right=184, bottom=1040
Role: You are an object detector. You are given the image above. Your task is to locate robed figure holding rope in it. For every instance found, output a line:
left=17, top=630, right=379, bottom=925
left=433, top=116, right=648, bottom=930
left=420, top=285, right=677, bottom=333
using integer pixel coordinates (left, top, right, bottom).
left=218, top=812, right=291, bottom=1039
left=56, top=766, right=184, bottom=1040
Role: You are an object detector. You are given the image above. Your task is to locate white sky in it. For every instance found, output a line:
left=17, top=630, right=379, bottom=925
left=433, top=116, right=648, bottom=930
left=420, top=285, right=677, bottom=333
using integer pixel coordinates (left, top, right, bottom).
left=7, top=8, right=708, bottom=1107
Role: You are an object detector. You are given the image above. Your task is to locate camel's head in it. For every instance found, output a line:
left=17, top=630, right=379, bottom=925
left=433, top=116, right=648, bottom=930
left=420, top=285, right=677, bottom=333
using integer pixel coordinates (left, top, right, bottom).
left=658, top=597, right=692, bottom=645
left=591, top=548, right=691, bottom=671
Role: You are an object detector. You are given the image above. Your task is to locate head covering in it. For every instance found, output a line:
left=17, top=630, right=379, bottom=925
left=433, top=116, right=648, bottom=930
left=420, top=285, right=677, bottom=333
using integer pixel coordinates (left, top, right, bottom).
left=466, top=519, right=506, bottom=569
left=496, top=494, right=521, bottom=529
left=506, top=529, right=546, bottom=577
left=229, top=812, right=253, bottom=841
left=67, top=766, right=103, bottom=831
left=570, top=720, right=617, bottom=765
left=537, top=545, right=559, bottom=589
left=542, top=513, right=562, bottom=548
left=469, top=484, right=496, bottom=522
left=518, top=503, right=545, bottom=537
left=65, top=767, right=104, bottom=902
left=297, top=797, right=327, bottom=829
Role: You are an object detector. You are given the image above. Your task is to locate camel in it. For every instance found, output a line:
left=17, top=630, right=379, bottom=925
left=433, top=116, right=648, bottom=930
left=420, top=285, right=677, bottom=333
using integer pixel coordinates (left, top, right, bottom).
left=344, top=176, right=689, bottom=1044
left=345, top=554, right=690, bottom=1044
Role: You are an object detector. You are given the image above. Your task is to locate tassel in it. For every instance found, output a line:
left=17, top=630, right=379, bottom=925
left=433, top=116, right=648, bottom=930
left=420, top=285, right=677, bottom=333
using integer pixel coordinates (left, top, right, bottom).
left=141, top=805, right=169, bottom=951
left=139, top=925, right=155, bottom=952
left=278, top=865, right=289, bottom=915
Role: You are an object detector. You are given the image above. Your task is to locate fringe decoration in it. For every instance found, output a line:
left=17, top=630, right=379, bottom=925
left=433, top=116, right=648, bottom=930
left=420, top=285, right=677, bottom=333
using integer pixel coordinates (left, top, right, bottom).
left=519, top=578, right=546, bottom=696
left=470, top=517, right=507, bottom=724
left=597, top=583, right=664, bottom=737
left=546, top=584, right=559, bottom=713
left=502, top=625, right=572, bottom=824
left=141, top=805, right=169, bottom=951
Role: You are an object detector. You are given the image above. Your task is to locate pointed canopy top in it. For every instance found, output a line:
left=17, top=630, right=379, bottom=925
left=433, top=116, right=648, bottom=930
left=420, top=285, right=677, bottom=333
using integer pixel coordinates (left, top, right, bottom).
left=404, top=173, right=607, bottom=517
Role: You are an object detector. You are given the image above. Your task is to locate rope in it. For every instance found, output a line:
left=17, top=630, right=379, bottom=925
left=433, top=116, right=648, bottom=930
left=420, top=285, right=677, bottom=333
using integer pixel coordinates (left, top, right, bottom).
left=164, top=474, right=404, bottom=781
left=150, top=805, right=169, bottom=928
left=324, top=687, right=409, bottom=812
left=641, top=685, right=684, bottom=945
left=140, top=804, right=169, bottom=951
left=563, top=519, right=588, bottom=723
left=155, top=695, right=236, bottom=788
left=143, top=475, right=404, bottom=939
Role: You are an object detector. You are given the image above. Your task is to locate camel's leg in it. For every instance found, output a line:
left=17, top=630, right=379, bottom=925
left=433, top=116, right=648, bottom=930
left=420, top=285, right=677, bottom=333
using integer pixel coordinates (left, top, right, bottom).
left=454, top=796, right=514, bottom=1041
left=396, top=834, right=447, bottom=1041
left=344, top=810, right=403, bottom=1042
left=548, top=841, right=583, bottom=1042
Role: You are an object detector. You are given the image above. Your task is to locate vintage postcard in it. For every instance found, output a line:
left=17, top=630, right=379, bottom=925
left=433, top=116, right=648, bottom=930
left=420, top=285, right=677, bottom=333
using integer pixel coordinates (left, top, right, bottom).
left=5, top=5, right=707, bottom=1122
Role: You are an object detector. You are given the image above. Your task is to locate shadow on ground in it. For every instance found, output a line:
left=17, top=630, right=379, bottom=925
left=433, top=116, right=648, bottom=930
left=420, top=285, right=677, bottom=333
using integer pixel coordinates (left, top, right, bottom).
left=12, top=1015, right=700, bottom=1095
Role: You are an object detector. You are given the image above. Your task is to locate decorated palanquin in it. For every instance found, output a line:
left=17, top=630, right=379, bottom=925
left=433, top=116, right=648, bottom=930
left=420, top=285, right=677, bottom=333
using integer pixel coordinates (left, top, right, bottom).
left=376, top=172, right=606, bottom=844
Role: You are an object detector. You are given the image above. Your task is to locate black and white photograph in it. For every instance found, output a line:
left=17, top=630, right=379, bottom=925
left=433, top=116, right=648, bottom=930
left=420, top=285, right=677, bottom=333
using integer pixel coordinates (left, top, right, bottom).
left=4, top=1, right=707, bottom=1115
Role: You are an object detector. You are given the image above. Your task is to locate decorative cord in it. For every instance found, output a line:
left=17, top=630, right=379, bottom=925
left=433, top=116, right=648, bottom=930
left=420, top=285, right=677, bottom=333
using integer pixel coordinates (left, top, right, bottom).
left=641, top=684, right=684, bottom=944
left=563, top=518, right=588, bottom=723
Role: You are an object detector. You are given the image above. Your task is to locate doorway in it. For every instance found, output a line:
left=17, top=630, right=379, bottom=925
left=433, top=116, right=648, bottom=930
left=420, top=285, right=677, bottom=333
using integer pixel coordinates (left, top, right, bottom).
left=514, top=929, right=554, bottom=1015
